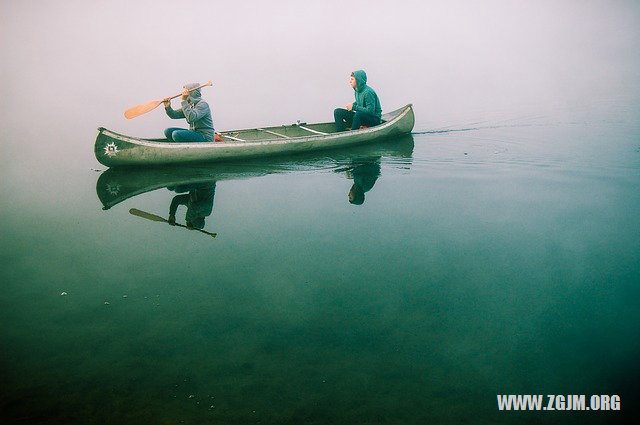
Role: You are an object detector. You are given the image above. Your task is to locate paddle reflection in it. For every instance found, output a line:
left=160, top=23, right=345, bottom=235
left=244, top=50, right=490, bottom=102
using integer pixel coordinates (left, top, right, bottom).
left=95, top=135, right=414, bottom=235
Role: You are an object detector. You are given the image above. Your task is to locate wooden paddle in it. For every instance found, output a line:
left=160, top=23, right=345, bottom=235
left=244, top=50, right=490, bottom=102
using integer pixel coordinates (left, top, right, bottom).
left=124, top=81, right=213, bottom=119
left=129, top=208, right=217, bottom=238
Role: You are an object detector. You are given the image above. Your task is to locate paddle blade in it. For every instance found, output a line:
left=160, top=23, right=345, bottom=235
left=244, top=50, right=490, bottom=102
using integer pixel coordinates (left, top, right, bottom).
left=124, top=100, right=163, bottom=119
left=129, top=208, right=167, bottom=223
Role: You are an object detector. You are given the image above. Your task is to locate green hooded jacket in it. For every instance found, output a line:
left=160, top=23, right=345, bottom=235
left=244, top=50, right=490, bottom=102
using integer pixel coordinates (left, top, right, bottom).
left=352, top=70, right=382, bottom=120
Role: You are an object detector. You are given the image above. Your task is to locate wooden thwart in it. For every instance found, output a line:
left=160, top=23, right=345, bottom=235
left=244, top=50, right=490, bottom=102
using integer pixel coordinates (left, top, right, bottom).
left=297, top=125, right=329, bottom=136
left=220, top=133, right=245, bottom=142
left=257, top=128, right=290, bottom=139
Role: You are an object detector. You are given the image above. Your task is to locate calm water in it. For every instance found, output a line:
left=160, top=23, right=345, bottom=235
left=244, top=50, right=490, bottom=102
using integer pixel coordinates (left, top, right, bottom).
left=2, top=1, right=640, bottom=424
left=1, top=106, right=639, bottom=424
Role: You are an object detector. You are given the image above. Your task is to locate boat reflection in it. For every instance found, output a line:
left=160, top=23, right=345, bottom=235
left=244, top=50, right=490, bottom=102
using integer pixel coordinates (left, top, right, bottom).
left=96, top=135, right=414, bottom=233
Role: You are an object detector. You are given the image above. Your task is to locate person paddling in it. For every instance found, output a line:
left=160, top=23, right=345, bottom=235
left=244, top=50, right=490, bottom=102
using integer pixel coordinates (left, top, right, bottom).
left=163, top=82, right=215, bottom=142
left=334, top=70, right=382, bottom=132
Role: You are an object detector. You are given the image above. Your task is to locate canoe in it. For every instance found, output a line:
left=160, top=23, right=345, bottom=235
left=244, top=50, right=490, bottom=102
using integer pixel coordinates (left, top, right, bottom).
left=96, top=134, right=414, bottom=209
left=94, top=104, right=414, bottom=166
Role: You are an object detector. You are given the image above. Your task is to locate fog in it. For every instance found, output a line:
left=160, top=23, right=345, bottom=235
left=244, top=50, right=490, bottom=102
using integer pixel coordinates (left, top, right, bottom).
left=1, top=0, right=639, bottom=153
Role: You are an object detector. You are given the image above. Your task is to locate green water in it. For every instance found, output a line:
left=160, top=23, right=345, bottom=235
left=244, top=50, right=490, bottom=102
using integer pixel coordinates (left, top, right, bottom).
left=1, top=110, right=639, bottom=424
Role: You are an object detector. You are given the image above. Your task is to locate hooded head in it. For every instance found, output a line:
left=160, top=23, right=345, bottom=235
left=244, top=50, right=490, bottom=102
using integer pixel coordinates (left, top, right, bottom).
left=183, top=82, right=202, bottom=102
left=351, top=70, right=367, bottom=92
left=348, top=183, right=365, bottom=205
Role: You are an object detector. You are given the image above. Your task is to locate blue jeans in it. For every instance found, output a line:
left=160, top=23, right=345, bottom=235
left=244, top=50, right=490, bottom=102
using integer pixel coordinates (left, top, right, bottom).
left=164, top=127, right=206, bottom=142
left=334, top=108, right=381, bottom=132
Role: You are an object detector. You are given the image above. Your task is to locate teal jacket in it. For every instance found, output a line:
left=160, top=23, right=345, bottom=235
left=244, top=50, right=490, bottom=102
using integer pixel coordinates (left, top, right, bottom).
left=352, top=70, right=382, bottom=120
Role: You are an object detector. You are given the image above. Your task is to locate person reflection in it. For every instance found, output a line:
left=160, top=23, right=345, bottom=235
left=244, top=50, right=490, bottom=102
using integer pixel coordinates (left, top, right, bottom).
left=167, top=182, right=216, bottom=229
left=345, top=159, right=381, bottom=205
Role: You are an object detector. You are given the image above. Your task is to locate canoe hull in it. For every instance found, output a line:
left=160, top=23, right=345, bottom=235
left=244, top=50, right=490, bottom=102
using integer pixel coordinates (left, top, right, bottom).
left=95, top=104, right=414, bottom=166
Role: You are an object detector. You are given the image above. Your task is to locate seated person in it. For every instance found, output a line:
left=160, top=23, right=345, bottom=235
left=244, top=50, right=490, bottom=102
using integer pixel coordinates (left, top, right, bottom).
left=334, top=70, right=382, bottom=132
left=163, top=82, right=215, bottom=142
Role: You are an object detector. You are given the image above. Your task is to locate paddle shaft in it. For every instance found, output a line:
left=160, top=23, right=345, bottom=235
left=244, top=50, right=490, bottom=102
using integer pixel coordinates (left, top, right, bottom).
left=129, top=208, right=217, bottom=238
left=162, top=81, right=213, bottom=102
left=124, top=81, right=212, bottom=119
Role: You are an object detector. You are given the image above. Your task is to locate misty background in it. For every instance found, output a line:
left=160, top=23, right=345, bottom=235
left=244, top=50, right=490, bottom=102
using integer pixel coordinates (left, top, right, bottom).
left=1, top=0, right=639, bottom=148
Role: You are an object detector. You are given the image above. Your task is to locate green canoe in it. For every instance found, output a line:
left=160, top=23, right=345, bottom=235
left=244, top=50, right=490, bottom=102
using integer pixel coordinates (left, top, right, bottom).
left=94, top=104, right=415, bottom=166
